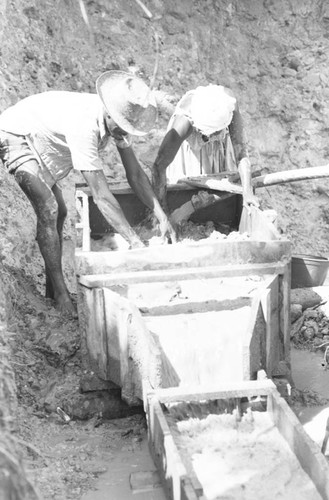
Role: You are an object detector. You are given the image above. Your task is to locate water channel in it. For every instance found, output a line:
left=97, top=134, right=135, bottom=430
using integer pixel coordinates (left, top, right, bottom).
left=292, top=346, right=329, bottom=449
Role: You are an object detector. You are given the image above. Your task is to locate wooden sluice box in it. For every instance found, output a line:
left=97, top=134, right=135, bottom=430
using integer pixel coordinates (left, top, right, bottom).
left=144, top=380, right=329, bottom=500
left=75, top=184, right=291, bottom=405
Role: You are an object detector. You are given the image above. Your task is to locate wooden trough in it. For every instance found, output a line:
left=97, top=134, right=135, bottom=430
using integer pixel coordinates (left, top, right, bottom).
left=144, top=379, right=329, bottom=500
left=75, top=183, right=291, bottom=405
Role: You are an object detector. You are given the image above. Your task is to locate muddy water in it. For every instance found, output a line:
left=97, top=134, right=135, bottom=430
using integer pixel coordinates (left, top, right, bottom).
left=292, top=347, right=329, bottom=451
left=80, top=436, right=166, bottom=500
left=292, top=347, right=329, bottom=399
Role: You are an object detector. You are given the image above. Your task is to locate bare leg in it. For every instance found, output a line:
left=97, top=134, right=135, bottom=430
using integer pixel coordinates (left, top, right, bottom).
left=15, top=165, right=76, bottom=316
left=45, top=184, right=68, bottom=300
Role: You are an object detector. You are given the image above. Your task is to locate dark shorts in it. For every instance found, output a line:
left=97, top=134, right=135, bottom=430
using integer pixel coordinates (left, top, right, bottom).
left=0, top=130, right=38, bottom=174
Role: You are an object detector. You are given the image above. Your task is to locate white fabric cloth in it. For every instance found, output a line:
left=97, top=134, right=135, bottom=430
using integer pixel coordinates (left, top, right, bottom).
left=190, top=85, right=236, bottom=136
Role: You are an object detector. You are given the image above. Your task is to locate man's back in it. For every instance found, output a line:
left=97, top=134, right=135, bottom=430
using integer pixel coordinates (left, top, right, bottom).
left=0, top=91, right=107, bottom=178
left=0, top=91, right=102, bottom=137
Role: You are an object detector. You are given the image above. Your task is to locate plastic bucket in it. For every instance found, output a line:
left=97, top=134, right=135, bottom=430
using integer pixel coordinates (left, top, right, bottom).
left=291, top=254, right=329, bottom=289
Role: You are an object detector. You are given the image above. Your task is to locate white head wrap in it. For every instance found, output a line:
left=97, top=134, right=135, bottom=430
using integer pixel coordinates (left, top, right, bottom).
left=190, top=85, right=236, bottom=136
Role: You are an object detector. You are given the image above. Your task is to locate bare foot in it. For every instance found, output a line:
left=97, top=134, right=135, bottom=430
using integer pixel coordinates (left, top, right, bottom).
left=55, top=295, right=78, bottom=319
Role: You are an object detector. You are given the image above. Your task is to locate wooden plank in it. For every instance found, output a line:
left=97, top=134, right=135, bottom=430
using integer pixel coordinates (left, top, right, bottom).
left=121, top=275, right=277, bottom=313
left=78, top=262, right=288, bottom=288
left=280, top=263, right=291, bottom=373
left=101, top=288, right=167, bottom=404
left=148, top=379, right=276, bottom=405
left=179, top=177, right=243, bottom=194
left=176, top=170, right=262, bottom=185
left=82, top=287, right=109, bottom=379
left=145, top=305, right=252, bottom=386
left=76, top=281, right=92, bottom=370
left=123, top=276, right=271, bottom=309
left=148, top=399, right=188, bottom=500
left=76, top=181, right=197, bottom=196
left=261, top=276, right=280, bottom=377
left=177, top=165, right=329, bottom=191
left=137, top=297, right=250, bottom=317
left=241, top=293, right=266, bottom=380
left=75, top=239, right=291, bottom=277
left=102, top=288, right=129, bottom=391
left=181, top=477, right=202, bottom=500
left=268, top=389, right=329, bottom=500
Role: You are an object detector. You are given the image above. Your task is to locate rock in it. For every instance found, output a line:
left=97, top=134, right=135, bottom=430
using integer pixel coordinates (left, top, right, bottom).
left=80, top=372, right=120, bottom=394
left=281, top=67, right=297, bottom=78
left=304, top=309, right=320, bottom=319
left=290, top=314, right=305, bottom=339
left=313, top=337, right=324, bottom=347
left=63, top=391, right=143, bottom=421
left=291, top=288, right=322, bottom=310
left=302, top=319, right=318, bottom=340
left=291, top=303, right=303, bottom=323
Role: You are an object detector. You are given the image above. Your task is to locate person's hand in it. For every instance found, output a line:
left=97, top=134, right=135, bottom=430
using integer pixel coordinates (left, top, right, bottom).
left=158, top=215, right=177, bottom=244
left=128, top=236, right=145, bottom=250
left=243, top=190, right=260, bottom=209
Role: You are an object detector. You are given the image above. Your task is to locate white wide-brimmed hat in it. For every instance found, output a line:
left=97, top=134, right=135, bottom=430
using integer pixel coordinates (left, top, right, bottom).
left=96, top=70, right=157, bottom=136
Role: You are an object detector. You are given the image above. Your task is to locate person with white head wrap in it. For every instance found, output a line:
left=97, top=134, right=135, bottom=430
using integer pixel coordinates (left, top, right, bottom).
left=152, top=84, right=258, bottom=213
left=190, top=85, right=236, bottom=136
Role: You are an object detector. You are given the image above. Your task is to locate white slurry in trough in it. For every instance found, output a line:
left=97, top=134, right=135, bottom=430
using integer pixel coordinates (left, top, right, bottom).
left=167, top=409, right=322, bottom=500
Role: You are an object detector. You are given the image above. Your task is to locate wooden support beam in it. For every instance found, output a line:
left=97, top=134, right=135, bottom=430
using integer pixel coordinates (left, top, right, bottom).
left=79, top=262, right=287, bottom=288
left=76, top=238, right=291, bottom=278
left=268, top=389, right=329, bottom=500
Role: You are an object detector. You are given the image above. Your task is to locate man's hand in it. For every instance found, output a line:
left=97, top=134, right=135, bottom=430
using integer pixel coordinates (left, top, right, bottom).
left=129, top=237, right=145, bottom=249
left=158, top=215, right=177, bottom=244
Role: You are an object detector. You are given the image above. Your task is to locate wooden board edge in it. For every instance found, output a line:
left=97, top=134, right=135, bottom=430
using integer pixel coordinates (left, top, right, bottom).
left=146, top=380, right=276, bottom=406
left=147, top=398, right=191, bottom=499
left=78, top=263, right=288, bottom=288
left=268, top=390, right=329, bottom=500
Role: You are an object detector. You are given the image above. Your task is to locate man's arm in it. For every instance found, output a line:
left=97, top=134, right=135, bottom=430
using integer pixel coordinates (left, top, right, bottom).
left=152, top=114, right=193, bottom=209
left=82, top=169, right=144, bottom=248
left=116, top=145, right=176, bottom=242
